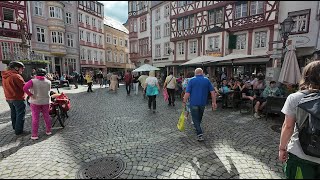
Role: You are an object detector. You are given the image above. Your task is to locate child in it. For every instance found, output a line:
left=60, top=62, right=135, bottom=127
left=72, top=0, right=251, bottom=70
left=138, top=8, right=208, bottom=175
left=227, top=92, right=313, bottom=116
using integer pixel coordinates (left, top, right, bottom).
left=23, top=68, right=52, bottom=140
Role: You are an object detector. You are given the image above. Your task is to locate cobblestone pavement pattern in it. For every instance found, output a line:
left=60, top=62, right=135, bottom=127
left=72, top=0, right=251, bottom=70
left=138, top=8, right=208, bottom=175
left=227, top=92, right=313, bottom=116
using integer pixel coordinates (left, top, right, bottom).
left=0, top=84, right=285, bottom=179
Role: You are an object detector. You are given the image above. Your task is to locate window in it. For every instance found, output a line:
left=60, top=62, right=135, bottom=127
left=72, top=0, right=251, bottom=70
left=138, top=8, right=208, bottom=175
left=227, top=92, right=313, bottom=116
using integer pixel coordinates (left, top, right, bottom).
left=78, top=13, right=83, bottom=22
left=178, top=42, right=184, bottom=55
left=155, top=26, right=161, bottom=39
left=57, top=32, right=63, bottom=43
left=250, top=1, right=264, bottom=15
left=13, top=43, right=20, bottom=55
left=189, top=40, right=197, bottom=54
left=120, top=53, right=124, bottom=63
left=113, top=52, right=117, bottom=62
left=87, top=50, right=91, bottom=60
left=119, top=38, right=123, bottom=46
left=208, top=36, right=220, bottom=49
left=208, top=9, right=223, bottom=25
left=254, top=31, right=267, bottom=48
left=98, top=20, right=101, bottom=29
left=99, top=51, right=103, bottom=61
left=164, top=42, right=170, bottom=55
left=86, top=32, right=91, bottom=42
left=164, top=23, right=170, bottom=37
left=92, top=18, right=96, bottom=27
left=93, top=34, right=96, bottom=44
left=178, top=1, right=186, bottom=7
left=236, top=34, right=246, bottom=50
left=99, top=35, right=102, bottom=45
left=165, top=5, right=170, bottom=17
left=184, top=16, right=189, bottom=30
left=156, top=8, right=160, bottom=20
left=66, top=33, right=74, bottom=47
left=125, top=54, right=128, bottom=63
left=182, top=15, right=195, bottom=29
left=93, top=50, right=98, bottom=61
left=139, top=38, right=148, bottom=56
left=80, top=30, right=84, bottom=40
left=178, top=18, right=183, bottom=31
left=125, top=40, right=128, bottom=47
left=51, top=31, right=57, bottom=43
left=113, top=36, right=117, bottom=45
left=34, top=2, right=43, bottom=16
left=156, top=44, right=161, bottom=57
left=107, top=50, right=112, bottom=61
left=3, top=8, right=14, bottom=21
left=106, top=34, right=111, bottom=43
left=289, top=9, right=310, bottom=34
left=80, top=48, right=85, bottom=59
left=66, top=12, right=72, bottom=24
left=1, top=42, right=10, bottom=60
left=133, top=20, right=137, bottom=32
left=36, top=27, right=45, bottom=43
left=235, top=2, right=248, bottom=19
left=140, top=18, right=147, bottom=31
left=85, top=15, right=89, bottom=25
left=49, top=6, right=62, bottom=19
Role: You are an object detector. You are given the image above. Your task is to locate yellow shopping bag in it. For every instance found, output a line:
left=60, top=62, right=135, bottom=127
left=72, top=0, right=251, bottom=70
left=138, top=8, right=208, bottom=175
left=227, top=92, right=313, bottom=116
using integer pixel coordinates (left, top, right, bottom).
left=177, top=109, right=185, bottom=131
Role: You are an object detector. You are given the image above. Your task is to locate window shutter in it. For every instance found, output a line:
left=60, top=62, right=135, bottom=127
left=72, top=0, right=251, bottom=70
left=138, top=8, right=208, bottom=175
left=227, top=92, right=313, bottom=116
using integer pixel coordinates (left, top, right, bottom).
left=228, top=35, right=237, bottom=49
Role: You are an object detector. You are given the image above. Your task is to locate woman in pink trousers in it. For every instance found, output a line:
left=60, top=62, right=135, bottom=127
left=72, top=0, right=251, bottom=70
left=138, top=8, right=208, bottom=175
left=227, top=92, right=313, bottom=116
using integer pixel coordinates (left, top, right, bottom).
left=23, top=68, right=52, bottom=140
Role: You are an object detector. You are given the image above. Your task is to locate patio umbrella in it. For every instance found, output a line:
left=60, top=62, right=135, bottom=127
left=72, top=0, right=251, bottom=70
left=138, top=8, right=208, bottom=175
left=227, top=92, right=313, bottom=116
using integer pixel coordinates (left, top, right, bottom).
left=278, top=44, right=301, bottom=85
left=132, top=64, right=160, bottom=72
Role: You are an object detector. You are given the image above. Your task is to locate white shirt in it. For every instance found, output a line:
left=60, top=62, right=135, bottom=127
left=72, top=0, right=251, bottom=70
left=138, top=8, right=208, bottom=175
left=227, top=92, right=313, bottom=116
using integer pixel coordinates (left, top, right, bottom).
left=165, top=75, right=176, bottom=89
left=145, top=77, right=158, bottom=87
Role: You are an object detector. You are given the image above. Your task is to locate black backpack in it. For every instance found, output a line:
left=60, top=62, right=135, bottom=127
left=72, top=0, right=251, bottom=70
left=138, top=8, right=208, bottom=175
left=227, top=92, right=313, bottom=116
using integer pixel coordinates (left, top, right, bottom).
left=297, top=90, right=320, bottom=157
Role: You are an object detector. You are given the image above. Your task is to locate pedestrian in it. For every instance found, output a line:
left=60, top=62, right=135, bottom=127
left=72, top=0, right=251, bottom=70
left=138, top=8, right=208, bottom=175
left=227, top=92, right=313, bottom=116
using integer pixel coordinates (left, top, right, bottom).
left=132, top=73, right=139, bottom=95
left=182, top=71, right=194, bottom=124
left=124, top=70, right=133, bottom=95
left=2, top=61, right=27, bottom=135
left=138, top=72, right=149, bottom=98
left=144, top=71, right=160, bottom=113
left=23, top=68, right=52, bottom=140
left=109, top=72, right=119, bottom=92
left=103, top=71, right=108, bottom=88
left=279, top=61, right=320, bottom=179
left=79, top=72, right=84, bottom=86
left=164, top=72, right=177, bottom=106
left=31, top=68, right=36, bottom=79
left=182, top=68, right=217, bottom=141
left=107, top=71, right=112, bottom=87
left=85, top=71, right=93, bottom=92
left=71, top=69, right=79, bottom=89
left=97, top=70, right=103, bottom=88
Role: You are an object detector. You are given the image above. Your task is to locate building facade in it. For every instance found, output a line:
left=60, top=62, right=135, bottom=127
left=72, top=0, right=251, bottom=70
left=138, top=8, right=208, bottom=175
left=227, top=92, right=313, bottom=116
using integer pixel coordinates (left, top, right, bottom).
left=30, top=1, right=79, bottom=75
left=0, top=1, right=32, bottom=70
left=128, top=1, right=152, bottom=67
left=78, top=1, right=105, bottom=73
left=170, top=1, right=279, bottom=77
left=276, top=1, right=320, bottom=68
left=151, top=1, right=174, bottom=75
left=104, top=16, right=134, bottom=73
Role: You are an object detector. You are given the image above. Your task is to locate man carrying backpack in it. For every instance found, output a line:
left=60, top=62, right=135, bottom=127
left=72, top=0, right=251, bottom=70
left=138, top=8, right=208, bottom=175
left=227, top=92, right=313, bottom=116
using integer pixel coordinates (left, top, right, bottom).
left=279, top=61, right=320, bottom=179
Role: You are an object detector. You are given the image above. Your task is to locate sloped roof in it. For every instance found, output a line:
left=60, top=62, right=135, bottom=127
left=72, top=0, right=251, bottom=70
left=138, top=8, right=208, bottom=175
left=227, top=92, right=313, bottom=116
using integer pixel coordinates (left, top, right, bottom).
left=104, top=16, right=128, bottom=34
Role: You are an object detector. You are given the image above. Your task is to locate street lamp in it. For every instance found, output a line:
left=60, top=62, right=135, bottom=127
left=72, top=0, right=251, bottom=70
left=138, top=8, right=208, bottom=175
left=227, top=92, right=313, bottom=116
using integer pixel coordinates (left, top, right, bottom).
left=279, top=16, right=295, bottom=66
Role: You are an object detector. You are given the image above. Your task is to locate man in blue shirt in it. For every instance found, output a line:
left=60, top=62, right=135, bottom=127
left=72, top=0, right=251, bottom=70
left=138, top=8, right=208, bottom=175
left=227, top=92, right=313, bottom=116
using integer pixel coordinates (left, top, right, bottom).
left=183, top=68, right=217, bottom=141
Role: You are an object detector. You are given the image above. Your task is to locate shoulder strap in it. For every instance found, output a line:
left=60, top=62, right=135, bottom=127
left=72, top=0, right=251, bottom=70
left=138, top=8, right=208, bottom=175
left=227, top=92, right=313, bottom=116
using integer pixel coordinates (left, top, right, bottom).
left=167, top=76, right=174, bottom=84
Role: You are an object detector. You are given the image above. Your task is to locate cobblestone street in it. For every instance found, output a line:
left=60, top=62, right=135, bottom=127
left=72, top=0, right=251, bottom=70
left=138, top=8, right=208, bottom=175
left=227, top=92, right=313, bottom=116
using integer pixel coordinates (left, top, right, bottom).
left=0, top=84, right=285, bottom=179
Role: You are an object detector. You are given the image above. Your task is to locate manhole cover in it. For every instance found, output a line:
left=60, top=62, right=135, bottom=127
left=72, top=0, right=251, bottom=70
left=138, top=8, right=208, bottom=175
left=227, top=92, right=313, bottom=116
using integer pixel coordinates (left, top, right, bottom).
left=76, top=157, right=126, bottom=179
left=270, top=124, right=282, bottom=133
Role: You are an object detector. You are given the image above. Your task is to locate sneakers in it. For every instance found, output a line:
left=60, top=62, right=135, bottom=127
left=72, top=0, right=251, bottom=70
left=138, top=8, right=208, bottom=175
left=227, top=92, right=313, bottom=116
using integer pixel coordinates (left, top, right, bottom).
left=197, top=135, right=204, bottom=142
left=31, top=136, right=39, bottom=140
left=254, top=113, right=261, bottom=119
left=46, top=132, right=52, bottom=135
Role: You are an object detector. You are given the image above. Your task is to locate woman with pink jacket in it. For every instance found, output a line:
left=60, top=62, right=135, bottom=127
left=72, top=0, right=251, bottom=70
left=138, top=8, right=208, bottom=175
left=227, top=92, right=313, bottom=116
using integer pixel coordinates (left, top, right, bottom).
left=23, top=68, right=52, bottom=140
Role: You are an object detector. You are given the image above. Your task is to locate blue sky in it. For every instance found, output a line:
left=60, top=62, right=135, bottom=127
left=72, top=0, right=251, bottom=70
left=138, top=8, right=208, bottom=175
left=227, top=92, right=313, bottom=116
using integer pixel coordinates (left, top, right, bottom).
left=99, top=1, right=128, bottom=24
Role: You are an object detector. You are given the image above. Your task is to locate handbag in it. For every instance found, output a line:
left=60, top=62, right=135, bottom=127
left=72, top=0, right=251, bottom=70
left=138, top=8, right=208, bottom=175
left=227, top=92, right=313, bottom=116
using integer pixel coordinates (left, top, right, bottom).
left=177, top=109, right=185, bottom=131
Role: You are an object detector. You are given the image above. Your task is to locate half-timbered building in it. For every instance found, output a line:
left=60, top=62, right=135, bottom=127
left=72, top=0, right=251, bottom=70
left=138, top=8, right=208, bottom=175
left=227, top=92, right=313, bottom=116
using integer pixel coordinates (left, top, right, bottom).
left=128, top=1, right=152, bottom=67
left=170, top=1, right=279, bottom=78
left=0, top=1, right=32, bottom=69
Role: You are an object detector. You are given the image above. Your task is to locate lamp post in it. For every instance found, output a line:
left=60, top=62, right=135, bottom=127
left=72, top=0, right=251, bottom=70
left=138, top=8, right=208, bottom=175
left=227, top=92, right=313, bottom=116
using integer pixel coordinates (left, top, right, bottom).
left=279, top=16, right=295, bottom=66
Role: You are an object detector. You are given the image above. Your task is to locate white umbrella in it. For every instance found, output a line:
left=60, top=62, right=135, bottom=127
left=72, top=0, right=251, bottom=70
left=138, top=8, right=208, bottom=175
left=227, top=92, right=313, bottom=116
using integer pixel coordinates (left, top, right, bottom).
left=278, top=44, right=302, bottom=85
left=132, top=64, right=160, bottom=72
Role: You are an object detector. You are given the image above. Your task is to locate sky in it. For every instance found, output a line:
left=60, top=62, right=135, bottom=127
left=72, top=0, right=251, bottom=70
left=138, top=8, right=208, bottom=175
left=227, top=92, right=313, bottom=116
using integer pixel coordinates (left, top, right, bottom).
left=99, top=1, right=128, bottom=24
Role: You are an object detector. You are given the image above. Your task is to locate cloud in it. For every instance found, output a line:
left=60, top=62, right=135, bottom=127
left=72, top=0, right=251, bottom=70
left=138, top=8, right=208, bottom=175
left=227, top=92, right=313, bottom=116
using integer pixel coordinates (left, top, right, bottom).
left=99, top=1, right=128, bottom=24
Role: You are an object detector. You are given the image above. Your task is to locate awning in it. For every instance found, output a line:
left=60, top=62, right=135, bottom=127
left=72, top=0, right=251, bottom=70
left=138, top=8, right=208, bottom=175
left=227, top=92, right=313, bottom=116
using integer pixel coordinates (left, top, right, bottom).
left=216, top=57, right=270, bottom=65
left=181, top=56, right=221, bottom=66
left=209, top=54, right=269, bottom=63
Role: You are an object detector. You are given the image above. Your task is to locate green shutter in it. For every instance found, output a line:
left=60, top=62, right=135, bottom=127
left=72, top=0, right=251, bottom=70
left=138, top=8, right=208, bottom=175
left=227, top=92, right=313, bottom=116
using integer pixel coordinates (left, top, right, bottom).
left=229, top=35, right=237, bottom=49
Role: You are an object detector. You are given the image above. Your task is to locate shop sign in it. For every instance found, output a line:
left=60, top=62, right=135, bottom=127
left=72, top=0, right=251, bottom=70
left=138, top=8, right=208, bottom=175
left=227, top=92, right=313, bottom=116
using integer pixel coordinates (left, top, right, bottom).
left=207, top=52, right=222, bottom=57
left=289, top=35, right=310, bottom=47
